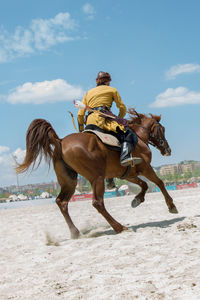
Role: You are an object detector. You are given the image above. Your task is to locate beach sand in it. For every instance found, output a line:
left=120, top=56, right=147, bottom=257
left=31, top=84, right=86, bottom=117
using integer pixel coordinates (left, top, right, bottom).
left=0, top=188, right=200, bottom=300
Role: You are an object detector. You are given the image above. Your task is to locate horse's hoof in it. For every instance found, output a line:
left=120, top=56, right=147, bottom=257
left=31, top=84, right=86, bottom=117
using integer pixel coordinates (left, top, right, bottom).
left=122, top=226, right=128, bottom=231
left=169, top=206, right=178, bottom=214
left=115, top=226, right=128, bottom=234
left=71, top=229, right=80, bottom=239
left=131, top=197, right=141, bottom=208
left=71, top=233, right=80, bottom=239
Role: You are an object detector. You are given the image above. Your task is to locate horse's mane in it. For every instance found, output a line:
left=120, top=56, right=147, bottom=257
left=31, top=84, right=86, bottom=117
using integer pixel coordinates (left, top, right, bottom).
left=128, top=108, right=161, bottom=124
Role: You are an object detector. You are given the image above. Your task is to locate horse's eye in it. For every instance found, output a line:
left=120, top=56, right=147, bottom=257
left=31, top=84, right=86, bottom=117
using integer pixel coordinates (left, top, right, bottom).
left=160, top=140, right=164, bottom=146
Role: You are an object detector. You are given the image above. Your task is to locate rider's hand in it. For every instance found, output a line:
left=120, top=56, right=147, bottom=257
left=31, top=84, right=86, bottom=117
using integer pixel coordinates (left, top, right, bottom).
left=79, top=124, right=84, bottom=132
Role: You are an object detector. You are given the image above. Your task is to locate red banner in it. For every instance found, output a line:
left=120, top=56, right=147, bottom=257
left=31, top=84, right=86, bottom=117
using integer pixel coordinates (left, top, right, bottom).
left=176, top=183, right=198, bottom=190
left=71, top=193, right=93, bottom=202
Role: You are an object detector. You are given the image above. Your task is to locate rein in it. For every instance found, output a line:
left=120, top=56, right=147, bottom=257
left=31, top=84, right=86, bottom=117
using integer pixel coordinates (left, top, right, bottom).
left=149, top=121, right=166, bottom=149
left=130, top=120, right=166, bottom=150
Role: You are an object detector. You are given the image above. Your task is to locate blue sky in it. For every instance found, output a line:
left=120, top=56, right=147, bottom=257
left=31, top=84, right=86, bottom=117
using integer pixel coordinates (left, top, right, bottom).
left=0, top=0, right=200, bottom=187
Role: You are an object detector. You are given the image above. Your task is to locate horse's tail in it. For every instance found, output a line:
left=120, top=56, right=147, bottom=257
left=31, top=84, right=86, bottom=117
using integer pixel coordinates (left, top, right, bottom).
left=16, top=119, right=61, bottom=174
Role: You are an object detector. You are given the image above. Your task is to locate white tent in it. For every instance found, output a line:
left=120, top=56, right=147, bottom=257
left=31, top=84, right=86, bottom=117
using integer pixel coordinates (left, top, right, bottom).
left=118, top=185, right=129, bottom=191
left=40, top=192, right=50, bottom=199
left=9, top=194, right=18, bottom=201
left=17, top=194, right=28, bottom=201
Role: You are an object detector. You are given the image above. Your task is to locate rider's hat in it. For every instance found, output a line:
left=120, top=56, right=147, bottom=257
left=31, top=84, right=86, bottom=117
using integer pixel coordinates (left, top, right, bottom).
left=96, top=71, right=112, bottom=84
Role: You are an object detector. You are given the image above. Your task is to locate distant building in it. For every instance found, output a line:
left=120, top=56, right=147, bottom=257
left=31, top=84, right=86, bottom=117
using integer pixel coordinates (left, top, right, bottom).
left=180, top=161, right=200, bottom=173
left=0, top=187, right=6, bottom=194
left=160, top=164, right=181, bottom=176
left=181, top=163, right=194, bottom=173
left=159, top=161, right=200, bottom=176
left=2, top=181, right=60, bottom=194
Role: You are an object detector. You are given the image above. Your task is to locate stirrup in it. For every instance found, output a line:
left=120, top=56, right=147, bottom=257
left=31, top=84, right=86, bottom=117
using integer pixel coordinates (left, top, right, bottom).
left=131, top=157, right=142, bottom=166
left=120, top=157, right=135, bottom=167
left=121, top=156, right=142, bottom=167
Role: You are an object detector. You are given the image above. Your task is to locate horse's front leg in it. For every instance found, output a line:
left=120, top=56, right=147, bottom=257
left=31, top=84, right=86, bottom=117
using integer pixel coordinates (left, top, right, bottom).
left=91, top=175, right=128, bottom=233
left=142, top=165, right=178, bottom=213
left=127, top=176, right=149, bottom=208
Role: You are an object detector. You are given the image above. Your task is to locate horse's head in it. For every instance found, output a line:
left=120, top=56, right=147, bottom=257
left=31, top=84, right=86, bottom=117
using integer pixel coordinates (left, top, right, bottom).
left=128, top=108, right=171, bottom=156
left=149, top=114, right=171, bottom=156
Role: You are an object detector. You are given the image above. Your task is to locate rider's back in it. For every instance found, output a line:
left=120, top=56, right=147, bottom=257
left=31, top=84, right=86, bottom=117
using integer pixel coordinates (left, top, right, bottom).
left=83, top=85, right=125, bottom=114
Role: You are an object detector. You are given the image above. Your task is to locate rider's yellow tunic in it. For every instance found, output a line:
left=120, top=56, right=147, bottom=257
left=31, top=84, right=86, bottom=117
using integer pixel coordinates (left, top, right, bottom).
left=77, top=85, right=127, bottom=132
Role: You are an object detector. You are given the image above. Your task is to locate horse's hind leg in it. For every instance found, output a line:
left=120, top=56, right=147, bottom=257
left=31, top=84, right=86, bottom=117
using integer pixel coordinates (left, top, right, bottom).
left=142, top=165, right=178, bottom=213
left=91, top=175, right=128, bottom=233
left=56, top=189, right=80, bottom=239
left=54, top=159, right=80, bottom=239
left=127, top=177, right=148, bottom=208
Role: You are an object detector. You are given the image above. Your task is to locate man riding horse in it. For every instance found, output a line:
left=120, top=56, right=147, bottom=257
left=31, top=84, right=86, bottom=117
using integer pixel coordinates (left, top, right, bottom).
left=77, top=71, right=142, bottom=173
left=16, top=74, right=178, bottom=238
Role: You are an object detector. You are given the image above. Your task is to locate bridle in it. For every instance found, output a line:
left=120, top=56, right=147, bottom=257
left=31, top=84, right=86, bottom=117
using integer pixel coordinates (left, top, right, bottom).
left=131, top=119, right=167, bottom=151
left=148, top=120, right=166, bottom=150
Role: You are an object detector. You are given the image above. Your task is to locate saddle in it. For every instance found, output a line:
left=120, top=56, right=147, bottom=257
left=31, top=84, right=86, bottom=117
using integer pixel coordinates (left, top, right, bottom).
left=83, top=125, right=121, bottom=150
left=83, top=125, right=131, bottom=179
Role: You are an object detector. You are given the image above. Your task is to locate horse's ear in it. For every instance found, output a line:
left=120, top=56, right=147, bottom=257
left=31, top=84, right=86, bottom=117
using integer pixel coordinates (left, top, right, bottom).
left=156, top=115, right=161, bottom=122
left=150, top=114, right=161, bottom=122
left=128, top=107, right=136, bottom=116
left=138, top=112, right=145, bottom=118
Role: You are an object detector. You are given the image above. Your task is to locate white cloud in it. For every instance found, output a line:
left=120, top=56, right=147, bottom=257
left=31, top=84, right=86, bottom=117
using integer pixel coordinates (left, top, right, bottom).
left=150, top=87, right=200, bottom=108
left=0, top=12, right=77, bottom=63
left=0, top=147, right=56, bottom=187
left=166, top=63, right=200, bottom=80
left=12, top=148, right=26, bottom=163
left=0, top=146, right=10, bottom=155
left=82, top=3, right=96, bottom=19
left=0, top=148, right=25, bottom=168
left=0, top=148, right=24, bottom=187
left=4, top=79, right=84, bottom=104
left=30, top=12, right=76, bottom=50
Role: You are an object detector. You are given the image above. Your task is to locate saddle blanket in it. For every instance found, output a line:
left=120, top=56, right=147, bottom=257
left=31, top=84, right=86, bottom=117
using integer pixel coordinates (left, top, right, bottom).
left=84, top=129, right=121, bottom=148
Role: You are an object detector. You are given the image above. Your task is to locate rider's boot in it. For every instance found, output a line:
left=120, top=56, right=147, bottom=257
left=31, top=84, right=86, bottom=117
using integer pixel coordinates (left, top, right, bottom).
left=106, top=178, right=116, bottom=190
left=120, top=142, right=142, bottom=167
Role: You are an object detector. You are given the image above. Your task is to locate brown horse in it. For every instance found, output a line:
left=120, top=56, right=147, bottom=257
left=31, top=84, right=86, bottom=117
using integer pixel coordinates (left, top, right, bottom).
left=16, top=109, right=178, bottom=238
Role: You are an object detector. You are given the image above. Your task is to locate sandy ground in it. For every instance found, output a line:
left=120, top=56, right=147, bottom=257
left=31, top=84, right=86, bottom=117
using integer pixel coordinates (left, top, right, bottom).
left=0, top=188, right=200, bottom=300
